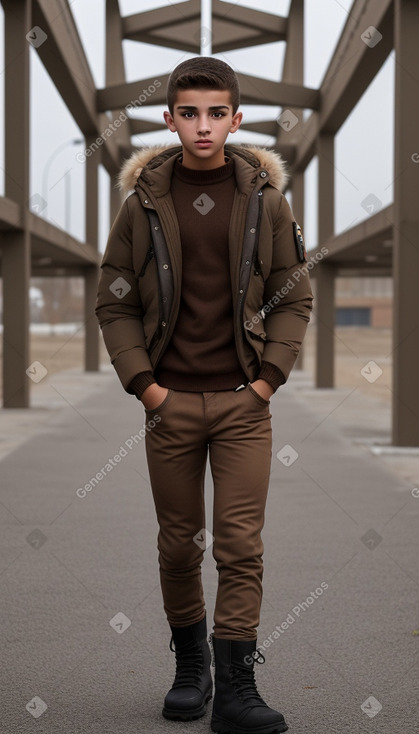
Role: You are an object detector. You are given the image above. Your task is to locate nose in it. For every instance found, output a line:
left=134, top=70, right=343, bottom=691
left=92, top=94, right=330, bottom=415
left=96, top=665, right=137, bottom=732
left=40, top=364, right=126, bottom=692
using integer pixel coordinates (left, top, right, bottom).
left=197, top=115, right=211, bottom=135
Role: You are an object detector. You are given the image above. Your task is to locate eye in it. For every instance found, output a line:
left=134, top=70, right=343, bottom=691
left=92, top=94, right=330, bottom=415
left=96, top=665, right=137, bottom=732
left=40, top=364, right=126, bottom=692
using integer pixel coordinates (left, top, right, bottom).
left=181, top=112, right=195, bottom=118
left=212, top=112, right=226, bottom=118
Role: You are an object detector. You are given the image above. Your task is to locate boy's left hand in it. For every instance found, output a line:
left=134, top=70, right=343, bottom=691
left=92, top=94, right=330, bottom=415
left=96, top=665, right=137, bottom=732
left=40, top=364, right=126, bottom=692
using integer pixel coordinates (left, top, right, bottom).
left=249, top=379, right=274, bottom=402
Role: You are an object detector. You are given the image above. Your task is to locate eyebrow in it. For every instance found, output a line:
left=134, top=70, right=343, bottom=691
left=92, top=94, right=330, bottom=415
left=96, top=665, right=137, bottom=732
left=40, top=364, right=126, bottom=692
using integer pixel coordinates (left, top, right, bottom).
left=175, top=105, right=230, bottom=111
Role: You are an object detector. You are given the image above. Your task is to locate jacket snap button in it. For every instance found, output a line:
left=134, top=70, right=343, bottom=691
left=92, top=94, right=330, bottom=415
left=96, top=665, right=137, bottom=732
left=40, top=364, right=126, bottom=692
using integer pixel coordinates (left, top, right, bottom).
left=144, top=199, right=149, bottom=204
left=154, top=225, right=159, bottom=230
left=260, top=171, right=267, bottom=178
left=245, top=260, right=250, bottom=265
left=258, top=191, right=263, bottom=196
left=162, top=321, right=167, bottom=327
left=239, top=289, right=243, bottom=294
left=250, top=227, right=256, bottom=233
left=163, top=263, right=169, bottom=270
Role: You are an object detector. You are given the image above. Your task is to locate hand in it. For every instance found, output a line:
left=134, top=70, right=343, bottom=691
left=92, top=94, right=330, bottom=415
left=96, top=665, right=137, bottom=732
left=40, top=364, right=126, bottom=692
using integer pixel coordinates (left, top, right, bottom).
left=141, top=383, right=169, bottom=410
left=249, top=379, right=274, bottom=402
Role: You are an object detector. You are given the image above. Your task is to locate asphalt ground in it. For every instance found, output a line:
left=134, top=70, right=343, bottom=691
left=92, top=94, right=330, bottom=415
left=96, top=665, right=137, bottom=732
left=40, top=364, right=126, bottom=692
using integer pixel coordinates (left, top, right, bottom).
left=0, top=365, right=418, bottom=733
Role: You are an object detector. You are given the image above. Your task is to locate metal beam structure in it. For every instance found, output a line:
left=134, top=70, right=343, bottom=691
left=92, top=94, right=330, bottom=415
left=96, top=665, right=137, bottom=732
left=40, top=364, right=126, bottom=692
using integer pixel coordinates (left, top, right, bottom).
left=309, top=206, right=393, bottom=271
left=315, top=133, right=335, bottom=387
left=122, top=0, right=287, bottom=54
left=391, top=0, right=419, bottom=445
left=0, top=0, right=418, bottom=445
left=97, top=74, right=320, bottom=113
left=290, top=0, right=394, bottom=173
left=2, top=0, right=32, bottom=408
left=277, top=0, right=305, bottom=371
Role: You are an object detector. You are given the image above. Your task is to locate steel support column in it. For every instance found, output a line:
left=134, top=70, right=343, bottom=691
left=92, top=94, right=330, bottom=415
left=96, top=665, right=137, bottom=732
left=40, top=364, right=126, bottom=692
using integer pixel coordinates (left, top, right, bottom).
left=315, top=263, right=335, bottom=388
left=392, top=0, right=419, bottom=445
left=2, top=0, right=31, bottom=407
left=281, top=0, right=305, bottom=370
left=315, top=133, right=335, bottom=387
left=84, top=267, right=99, bottom=371
left=84, top=138, right=100, bottom=372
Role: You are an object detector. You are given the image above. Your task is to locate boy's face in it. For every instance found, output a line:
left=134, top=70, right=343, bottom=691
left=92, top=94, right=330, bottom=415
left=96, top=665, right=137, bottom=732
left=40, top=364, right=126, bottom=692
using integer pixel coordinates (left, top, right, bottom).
left=163, top=89, right=242, bottom=169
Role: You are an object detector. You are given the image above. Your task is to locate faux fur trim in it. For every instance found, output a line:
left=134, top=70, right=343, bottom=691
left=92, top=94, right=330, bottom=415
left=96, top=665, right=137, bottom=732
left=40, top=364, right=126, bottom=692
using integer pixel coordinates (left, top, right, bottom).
left=118, top=143, right=288, bottom=193
left=240, top=144, right=289, bottom=191
left=118, top=145, right=170, bottom=193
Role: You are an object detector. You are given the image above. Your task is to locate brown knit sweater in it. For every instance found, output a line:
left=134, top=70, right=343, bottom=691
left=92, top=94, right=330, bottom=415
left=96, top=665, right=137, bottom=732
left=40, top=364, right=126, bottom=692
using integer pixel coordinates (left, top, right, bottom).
left=129, top=154, right=284, bottom=398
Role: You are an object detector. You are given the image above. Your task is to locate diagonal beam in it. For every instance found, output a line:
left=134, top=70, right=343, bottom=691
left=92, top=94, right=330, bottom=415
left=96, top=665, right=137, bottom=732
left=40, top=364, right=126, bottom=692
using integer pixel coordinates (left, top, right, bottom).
left=129, top=27, right=282, bottom=55
left=290, top=0, right=394, bottom=172
left=122, top=0, right=287, bottom=52
left=32, top=0, right=120, bottom=171
left=212, top=0, right=287, bottom=35
left=97, top=74, right=169, bottom=112
left=122, top=0, right=287, bottom=39
left=240, top=120, right=281, bottom=136
left=308, top=204, right=393, bottom=264
left=237, top=73, right=319, bottom=109
left=97, top=73, right=319, bottom=113
left=122, top=0, right=200, bottom=39
left=30, top=213, right=101, bottom=266
left=211, top=25, right=282, bottom=54
left=129, top=119, right=168, bottom=136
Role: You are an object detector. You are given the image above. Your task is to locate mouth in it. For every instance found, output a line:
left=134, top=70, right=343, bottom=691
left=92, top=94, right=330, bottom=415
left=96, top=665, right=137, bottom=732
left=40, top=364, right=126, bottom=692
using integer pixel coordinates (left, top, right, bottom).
left=195, top=140, right=213, bottom=147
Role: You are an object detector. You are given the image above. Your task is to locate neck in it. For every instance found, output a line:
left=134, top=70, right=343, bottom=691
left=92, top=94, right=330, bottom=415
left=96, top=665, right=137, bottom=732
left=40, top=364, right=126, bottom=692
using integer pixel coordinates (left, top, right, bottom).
left=180, top=147, right=226, bottom=170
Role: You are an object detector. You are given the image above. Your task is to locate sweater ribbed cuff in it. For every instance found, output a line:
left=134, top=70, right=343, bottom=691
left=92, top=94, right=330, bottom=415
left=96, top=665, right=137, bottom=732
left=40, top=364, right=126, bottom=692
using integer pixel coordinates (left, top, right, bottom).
left=128, top=371, right=156, bottom=400
left=258, top=361, right=286, bottom=392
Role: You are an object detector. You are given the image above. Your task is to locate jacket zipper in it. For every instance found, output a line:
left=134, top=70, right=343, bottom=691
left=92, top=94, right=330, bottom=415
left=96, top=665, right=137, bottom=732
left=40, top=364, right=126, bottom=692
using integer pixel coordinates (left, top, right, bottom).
left=138, top=244, right=155, bottom=277
left=237, top=192, right=264, bottom=349
left=137, top=193, right=165, bottom=357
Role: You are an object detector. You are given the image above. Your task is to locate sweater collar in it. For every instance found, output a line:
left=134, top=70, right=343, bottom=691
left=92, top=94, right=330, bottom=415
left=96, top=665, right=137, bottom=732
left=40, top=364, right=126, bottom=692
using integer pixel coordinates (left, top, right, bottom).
left=173, top=155, right=234, bottom=185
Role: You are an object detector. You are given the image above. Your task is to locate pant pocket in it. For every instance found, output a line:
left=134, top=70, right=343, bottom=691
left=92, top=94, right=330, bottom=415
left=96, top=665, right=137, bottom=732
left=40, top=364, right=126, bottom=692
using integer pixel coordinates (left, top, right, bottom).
left=144, top=388, right=174, bottom=413
left=247, top=383, right=270, bottom=406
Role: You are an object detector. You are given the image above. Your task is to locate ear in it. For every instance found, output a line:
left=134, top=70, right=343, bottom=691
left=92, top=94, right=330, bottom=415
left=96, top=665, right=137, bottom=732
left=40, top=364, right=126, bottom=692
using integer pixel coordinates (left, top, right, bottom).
left=230, top=110, right=243, bottom=134
left=163, top=110, right=177, bottom=132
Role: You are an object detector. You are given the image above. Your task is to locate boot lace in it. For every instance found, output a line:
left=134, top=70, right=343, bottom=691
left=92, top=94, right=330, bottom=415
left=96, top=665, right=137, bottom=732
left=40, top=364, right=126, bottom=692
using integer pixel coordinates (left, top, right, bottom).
left=169, top=635, right=204, bottom=689
left=230, top=653, right=266, bottom=706
left=209, top=634, right=267, bottom=706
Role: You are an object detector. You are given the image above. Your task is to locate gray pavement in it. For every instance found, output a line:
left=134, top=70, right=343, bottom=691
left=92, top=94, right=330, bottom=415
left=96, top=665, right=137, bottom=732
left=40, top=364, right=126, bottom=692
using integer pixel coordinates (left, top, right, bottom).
left=0, top=366, right=418, bottom=733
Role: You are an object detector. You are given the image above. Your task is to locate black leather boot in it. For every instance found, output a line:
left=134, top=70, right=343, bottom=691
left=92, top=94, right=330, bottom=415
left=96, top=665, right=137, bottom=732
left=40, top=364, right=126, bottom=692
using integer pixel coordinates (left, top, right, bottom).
left=210, top=635, right=288, bottom=734
left=162, top=615, right=213, bottom=720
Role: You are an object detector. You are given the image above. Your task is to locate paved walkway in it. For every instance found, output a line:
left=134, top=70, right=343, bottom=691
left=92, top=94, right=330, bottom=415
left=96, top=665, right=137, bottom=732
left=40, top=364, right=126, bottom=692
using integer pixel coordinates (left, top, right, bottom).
left=0, top=366, right=418, bottom=733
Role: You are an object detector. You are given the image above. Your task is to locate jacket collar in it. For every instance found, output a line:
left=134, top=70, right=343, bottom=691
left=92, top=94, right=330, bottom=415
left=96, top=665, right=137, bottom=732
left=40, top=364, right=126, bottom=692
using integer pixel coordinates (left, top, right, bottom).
left=118, top=143, right=289, bottom=198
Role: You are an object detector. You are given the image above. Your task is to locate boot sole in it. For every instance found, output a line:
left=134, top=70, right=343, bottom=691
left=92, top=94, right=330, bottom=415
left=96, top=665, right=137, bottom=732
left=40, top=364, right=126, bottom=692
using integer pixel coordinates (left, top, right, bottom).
left=210, top=714, right=288, bottom=734
left=162, top=691, right=213, bottom=721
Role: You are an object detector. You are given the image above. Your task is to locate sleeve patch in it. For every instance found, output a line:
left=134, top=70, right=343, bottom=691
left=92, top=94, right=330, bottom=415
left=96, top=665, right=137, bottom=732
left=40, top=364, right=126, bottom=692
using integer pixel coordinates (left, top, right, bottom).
left=292, top=221, right=307, bottom=262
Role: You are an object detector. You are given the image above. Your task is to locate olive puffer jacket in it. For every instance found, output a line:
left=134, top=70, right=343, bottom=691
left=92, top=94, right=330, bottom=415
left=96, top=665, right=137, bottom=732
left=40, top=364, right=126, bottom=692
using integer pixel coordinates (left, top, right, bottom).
left=95, top=143, right=313, bottom=394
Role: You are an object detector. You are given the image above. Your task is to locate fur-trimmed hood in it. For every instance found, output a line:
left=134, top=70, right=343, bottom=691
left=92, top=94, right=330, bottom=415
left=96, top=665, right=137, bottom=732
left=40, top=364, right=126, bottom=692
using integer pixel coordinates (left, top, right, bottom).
left=118, top=143, right=289, bottom=195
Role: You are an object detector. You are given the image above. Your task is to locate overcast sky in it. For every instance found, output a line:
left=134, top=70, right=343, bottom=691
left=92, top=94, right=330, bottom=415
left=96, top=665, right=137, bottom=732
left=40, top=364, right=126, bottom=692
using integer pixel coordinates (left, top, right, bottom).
left=0, top=0, right=394, bottom=252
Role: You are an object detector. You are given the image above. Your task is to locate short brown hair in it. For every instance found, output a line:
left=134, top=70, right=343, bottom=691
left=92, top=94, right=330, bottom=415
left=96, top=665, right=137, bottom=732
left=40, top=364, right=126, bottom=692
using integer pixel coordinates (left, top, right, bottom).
left=166, top=57, right=240, bottom=115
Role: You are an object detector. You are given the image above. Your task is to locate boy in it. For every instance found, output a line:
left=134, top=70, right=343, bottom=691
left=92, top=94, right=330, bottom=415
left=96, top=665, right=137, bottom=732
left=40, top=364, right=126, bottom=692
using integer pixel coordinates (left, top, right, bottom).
left=96, top=57, right=313, bottom=734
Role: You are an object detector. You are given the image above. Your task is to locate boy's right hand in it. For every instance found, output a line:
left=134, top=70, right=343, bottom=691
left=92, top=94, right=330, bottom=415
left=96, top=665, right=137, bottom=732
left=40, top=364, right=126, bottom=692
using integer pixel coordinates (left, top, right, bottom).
left=141, top=383, right=169, bottom=411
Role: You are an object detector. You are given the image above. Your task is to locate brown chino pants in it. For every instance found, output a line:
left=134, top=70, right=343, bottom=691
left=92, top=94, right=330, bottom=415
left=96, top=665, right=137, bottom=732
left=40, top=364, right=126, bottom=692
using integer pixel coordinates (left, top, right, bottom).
left=144, top=383, right=272, bottom=640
